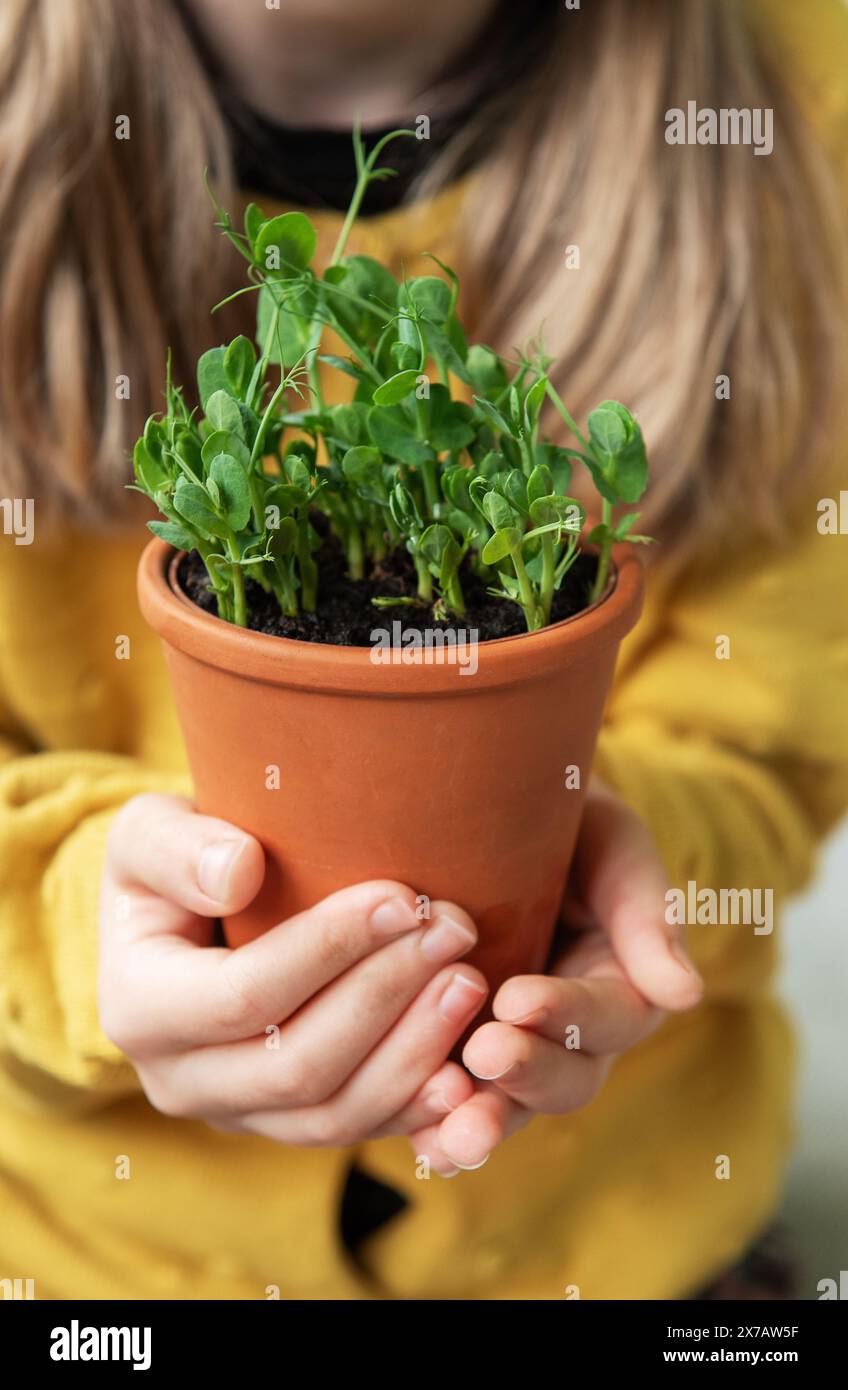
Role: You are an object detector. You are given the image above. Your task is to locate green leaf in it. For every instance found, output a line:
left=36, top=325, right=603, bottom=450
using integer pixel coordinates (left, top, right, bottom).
left=372, top=369, right=420, bottom=406
left=224, top=336, right=256, bottom=398
left=503, top=469, right=529, bottom=516
left=342, top=446, right=383, bottom=486
left=205, top=389, right=244, bottom=438
left=534, top=443, right=574, bottom=496
left=201, top=429, right=250, bottom=473
left=582, top=455, right=620, bottom=505
left=482, top=490, right=515, bottom=532
left=404, top=276, right=452, bottom=324
left=173, top=479, right=230, bottom=540
left=318, top=354, right=368, bottom=382
left=442, top=465, right=473, bottom=511
left=264, top=482, right=304, bottom=520
left=143, top=417, right=165, bottom=463
left=588, top=401, right=629, bottom=458
left=329, top=255, right=398, bottom=339
left=614, top=511, right=640, bottom=539
left=468, top=475, right=491, bottom=517
left=418, top=522, right=452, bottom=566
left=425, top=385, right=475, bottom=451
left=585, top=523, right=611, bottom=547
left=267, top=515, right=298, bottom=558
left=527, top=463, right=554, bottom=505
left=133, top=437, right=168, bottom=494
left=197, top=348, right=229, bottom=411
left=477, top=450, right=508, bottom=479
left=473, top=395, right=514, bottom=438
left=244, top=202, right=264, bottom=248
left=328, top=402, right=369, bottom=447
left=528, top=494, right=584, bottom=531
left=423, top=320, right=471, bottom=385
left=147, top=519, right=196, bottom=550
left=444, top=507, right=477, bottom=539
left=389, top=483, right=423, bottom=535
left=396, top=307, right=419, bottom=354
left=257, top=283, right=313, bottom=367
left=466, top=345, right=507, bottom=396
left=482, top=527, right=522, bottom=565
left=418, top=523, right=463, bottom=591
left=209, top=453, right=251, bottom=531
left=173, top=429, right=203, bottom=481
left=523, top=376, right=548, bottom=429
left=255, top=211, right=317, bottom=277
left=368, top=405, right=436, bottom=467
left=587, top=400, right=648, bottom=503
left=391, top=341, right=419, bottom=372
left=284, top=453, right=311, bottom=489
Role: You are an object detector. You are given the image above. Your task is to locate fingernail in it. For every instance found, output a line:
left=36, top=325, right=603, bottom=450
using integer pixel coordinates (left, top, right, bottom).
left=468, top=1061, right=516, bottom=1082
left=454, top=1155, right=490, bottom=1171
left=670, top=939, right=701, bottom=980
left=425, top=1089, right=455, bottom=1116
left=370, top=896, right=419, bottom=936
left=440, top=1167, right=461, bottom=1179
left=198, top=839, right=244, bottom=902
left=438, top=971, right=487, bottom=1022
left=420, top=914, right=477, bottom=964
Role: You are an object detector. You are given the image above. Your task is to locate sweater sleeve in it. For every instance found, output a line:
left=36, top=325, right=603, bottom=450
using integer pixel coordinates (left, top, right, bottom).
left=0, top=732, right=189, bottom=1113
left=595, top=493, right=848, bottom=998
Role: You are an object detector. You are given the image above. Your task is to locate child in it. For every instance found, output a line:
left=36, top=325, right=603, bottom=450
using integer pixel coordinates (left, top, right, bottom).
left=0, top=0, right=845, bottom=1299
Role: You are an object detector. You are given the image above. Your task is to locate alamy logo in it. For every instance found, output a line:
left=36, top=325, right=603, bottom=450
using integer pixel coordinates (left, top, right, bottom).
left=665, top=880, right=773, bottom=935
left=665, top=102, right=773, bottom=156
left=50, top=1320, right=151, bottom=1371
left=370, top=622, right=479, bottom=677
left=0, top=497, right=34, bottom=545
left=0, top=1277, right=34, bottom=1299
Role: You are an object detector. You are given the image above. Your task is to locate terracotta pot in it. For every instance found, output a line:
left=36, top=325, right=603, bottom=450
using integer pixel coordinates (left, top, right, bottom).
left=138, top=540, right=643, bottom=1013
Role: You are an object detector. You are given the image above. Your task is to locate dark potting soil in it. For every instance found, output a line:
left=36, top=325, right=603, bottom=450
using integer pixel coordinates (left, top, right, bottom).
left=177, top=538, right=598, bottom=647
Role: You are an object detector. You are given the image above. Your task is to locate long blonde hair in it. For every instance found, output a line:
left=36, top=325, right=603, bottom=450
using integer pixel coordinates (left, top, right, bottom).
left=1, top=0, right=845, bottom=550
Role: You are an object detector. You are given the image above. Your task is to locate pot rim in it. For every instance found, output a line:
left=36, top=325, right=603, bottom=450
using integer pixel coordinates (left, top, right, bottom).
left=138, top=537, right=644, bottom=694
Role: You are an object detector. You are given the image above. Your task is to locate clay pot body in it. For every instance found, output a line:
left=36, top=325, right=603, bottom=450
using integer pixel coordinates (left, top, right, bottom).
left=138, top=540, right=643, bottom=1008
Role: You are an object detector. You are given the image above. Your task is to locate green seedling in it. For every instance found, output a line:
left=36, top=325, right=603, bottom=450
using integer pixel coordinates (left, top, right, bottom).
left=133, top=131, right=651, bottom=632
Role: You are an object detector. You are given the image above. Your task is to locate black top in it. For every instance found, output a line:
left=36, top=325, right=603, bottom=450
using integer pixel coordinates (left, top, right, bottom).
left=177, top=0, right=559, bottom=214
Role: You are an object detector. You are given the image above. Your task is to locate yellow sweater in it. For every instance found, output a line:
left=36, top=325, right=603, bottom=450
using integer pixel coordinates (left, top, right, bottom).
left=0, top=0, right=846, bottom=1302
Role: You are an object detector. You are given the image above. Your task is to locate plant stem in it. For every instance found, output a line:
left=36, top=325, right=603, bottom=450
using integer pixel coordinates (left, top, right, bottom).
left=297, top=524, right=318, bottom=612
left=271, top=563, right=299, bottom=617
left=540, top=533, right=555, bottom=623
left=554, top=536, right=580, bottom=586
left=250, top=378, right=289, bottom=472
left=512, top=549, right=543, bottom=631
left=545, top=382, right=590, bottom=451
left=414, top=397, right=439, bottom=515
left=347, top=524, right=365, bottom=581
left=414, top=553, right=433, bottom=603
left=518, top=431, right=535, bottom=478
left=229, top=561, right=247, bottom=627
left=589, top=499, right=614, bottom=604
left=446, top=572, right=466, bottom=617
left=330, top=128, right=416, bottom=266
left=302, top=128, right=416, bottom=417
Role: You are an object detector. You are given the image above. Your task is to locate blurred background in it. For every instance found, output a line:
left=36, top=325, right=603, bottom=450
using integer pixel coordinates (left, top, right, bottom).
left=779, top=816, right=848, bottom=1298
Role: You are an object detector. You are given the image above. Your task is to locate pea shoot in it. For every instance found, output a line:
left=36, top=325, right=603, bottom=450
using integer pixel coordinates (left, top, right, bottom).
left=132, top=131, right=651, bottom=633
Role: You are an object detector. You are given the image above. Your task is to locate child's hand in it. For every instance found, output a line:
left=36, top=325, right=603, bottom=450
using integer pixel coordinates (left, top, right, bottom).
left=407, top=780, right=704, bottom=1175
left=98, top=794, right=486, bottom=1146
